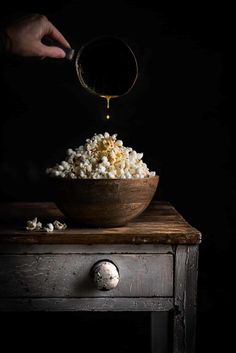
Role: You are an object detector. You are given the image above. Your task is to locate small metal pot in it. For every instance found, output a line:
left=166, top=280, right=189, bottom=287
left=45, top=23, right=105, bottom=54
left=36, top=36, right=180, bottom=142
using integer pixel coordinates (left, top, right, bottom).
left=45, top=35, right=138, bottom=100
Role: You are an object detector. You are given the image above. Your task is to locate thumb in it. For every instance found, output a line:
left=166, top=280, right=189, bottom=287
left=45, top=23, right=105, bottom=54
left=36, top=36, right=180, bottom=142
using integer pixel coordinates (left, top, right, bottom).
left=38, top=43, right=66, bottom=58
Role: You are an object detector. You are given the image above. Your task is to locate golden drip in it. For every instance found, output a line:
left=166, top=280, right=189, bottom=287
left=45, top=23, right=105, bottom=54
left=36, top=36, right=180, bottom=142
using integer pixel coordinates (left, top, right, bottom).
left=101, top=95, right=118, bottom=120
left=106, top=96, right=111, bottom=109
left=101, top=95, right=112, bottom=109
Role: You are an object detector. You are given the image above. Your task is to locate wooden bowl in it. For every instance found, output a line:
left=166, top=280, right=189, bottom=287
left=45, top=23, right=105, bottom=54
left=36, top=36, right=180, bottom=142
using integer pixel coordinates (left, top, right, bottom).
left=49, top=176, right=159, bottom=227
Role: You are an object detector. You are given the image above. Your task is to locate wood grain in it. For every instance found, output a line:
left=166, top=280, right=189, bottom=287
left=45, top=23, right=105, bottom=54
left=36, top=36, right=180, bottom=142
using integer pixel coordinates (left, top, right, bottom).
left=0, top=297, right=174, bottom=312
left=0, top=201, right=201, bottom=244
left=0, top=254, right=173, bottom=298
left=173, top=245, right=198, bottom=353
left=50, top=176, right=159, bottom=227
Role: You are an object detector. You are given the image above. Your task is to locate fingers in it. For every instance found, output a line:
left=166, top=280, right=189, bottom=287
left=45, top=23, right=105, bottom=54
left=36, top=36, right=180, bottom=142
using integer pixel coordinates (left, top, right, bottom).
left=37, top=43, right=66, bottom=58
left=4, top=13, right=71, bottom=58
left=47, top=21, right=71, bottom=49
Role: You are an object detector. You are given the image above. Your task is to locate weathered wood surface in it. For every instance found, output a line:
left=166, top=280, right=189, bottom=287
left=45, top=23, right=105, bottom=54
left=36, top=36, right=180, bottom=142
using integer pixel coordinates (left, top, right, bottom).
left=0, top=297, right=174, bottom=312
left=0, top=254, right=173, bottom=298
left=0, top=244, right=174, bottom=255
left=173, top=245, right=198, bottom=353
left=0, top=202, right=201, bottom=244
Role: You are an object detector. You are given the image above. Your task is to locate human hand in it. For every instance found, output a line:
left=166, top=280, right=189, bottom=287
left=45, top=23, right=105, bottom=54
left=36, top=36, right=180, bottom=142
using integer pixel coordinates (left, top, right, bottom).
left=4, top=14, right=70, bottom=58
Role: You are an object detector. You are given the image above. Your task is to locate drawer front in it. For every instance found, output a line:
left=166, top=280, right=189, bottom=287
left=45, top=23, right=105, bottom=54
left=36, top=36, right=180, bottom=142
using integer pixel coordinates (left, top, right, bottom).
left=0, top=254, right=173, bottom=298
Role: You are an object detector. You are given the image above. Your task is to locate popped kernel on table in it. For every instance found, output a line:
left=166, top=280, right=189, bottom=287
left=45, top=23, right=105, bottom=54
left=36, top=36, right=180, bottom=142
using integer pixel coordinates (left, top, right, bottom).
left=0, top=201, right=201, bottom=353
left=26, top=217, right=67, bottom=232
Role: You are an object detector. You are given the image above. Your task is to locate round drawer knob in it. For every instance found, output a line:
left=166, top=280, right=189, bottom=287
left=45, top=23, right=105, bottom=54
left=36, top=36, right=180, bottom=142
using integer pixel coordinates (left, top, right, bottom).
left=90, top=260, right=120, bottom=291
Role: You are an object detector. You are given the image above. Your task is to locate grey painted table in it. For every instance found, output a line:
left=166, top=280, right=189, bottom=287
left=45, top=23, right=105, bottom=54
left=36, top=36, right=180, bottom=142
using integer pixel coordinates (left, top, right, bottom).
left=0, top=201, right=201, bottom=353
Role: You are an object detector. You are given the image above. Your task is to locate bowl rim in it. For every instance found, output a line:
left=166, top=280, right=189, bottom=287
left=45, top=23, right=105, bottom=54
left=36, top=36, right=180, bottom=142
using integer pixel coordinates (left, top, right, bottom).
left=47, top=175, right=159, bottom=182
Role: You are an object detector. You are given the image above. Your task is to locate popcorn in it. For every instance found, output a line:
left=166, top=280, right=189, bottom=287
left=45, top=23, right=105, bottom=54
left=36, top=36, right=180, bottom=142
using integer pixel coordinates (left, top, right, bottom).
left=26, top=217, right=42, bottom=231
left=44, top=223, right=54, bottom=233
left=35, top=221, right=43, bottom=230
left=46, top=132, right=156, bottom=179
left=53, top=220, right=67, bottom=231
left=26, top=219, right=67, bottom=232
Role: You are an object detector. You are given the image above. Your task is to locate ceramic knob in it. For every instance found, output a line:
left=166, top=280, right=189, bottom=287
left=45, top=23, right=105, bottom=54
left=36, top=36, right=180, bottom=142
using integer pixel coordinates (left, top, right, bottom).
left=90, top=260, right=120, bottom=291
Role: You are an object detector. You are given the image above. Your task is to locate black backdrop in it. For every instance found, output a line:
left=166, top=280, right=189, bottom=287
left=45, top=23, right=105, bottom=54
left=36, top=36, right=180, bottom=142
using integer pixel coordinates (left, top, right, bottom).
left=0, top=1, right=234, bottom=352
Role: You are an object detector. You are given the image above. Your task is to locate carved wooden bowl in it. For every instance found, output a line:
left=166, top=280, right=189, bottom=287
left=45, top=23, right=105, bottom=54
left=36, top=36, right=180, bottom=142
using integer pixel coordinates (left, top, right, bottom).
left=50, top=176, right=159, bottom=227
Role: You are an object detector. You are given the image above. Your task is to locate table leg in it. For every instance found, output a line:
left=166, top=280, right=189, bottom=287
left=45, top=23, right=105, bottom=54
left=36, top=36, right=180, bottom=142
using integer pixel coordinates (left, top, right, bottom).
left=173, top=245, right=199, bottom=353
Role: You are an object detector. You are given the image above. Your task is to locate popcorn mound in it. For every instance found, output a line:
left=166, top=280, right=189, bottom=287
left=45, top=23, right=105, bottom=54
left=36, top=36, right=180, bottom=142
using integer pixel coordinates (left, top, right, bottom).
left=46, top=132, right=156, bottom=179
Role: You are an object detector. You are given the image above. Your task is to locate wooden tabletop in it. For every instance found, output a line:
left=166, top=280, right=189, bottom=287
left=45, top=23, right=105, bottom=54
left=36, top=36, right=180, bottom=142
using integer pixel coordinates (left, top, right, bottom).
left=0, top=202, right=201, bottom=245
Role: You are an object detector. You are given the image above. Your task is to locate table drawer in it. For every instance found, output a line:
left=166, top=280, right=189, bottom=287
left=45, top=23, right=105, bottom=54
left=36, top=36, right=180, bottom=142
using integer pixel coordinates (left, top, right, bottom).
left=0, top=254, right=173, bottom=298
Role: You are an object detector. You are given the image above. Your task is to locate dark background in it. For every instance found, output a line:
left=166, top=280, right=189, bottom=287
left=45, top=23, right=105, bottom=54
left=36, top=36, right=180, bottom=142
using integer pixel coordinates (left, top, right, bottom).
left=0, top=1, right=234, bottom=352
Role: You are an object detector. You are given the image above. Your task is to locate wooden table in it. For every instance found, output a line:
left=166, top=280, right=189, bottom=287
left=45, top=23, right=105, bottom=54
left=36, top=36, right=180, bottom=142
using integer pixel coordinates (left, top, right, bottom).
left=0, top=201, right=201, bottom=353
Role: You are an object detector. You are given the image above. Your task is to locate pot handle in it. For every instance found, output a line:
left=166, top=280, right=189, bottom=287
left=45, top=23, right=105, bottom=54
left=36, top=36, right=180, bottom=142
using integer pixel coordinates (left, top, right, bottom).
left=41, top=36, right=75, bottom=60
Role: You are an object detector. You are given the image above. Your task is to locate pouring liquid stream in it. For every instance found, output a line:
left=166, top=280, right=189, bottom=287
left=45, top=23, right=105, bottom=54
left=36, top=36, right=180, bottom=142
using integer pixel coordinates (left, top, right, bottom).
left=101, top=95, right=118, bottom=120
